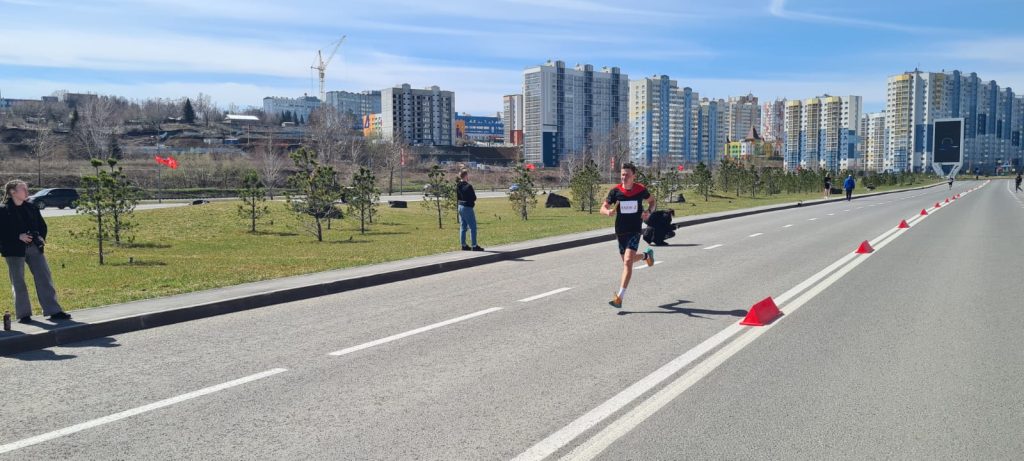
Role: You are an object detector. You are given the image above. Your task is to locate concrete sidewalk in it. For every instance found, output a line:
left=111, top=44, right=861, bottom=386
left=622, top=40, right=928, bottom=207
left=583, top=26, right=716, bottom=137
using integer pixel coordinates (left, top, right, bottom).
left=0, top=184, right=940, bottom=356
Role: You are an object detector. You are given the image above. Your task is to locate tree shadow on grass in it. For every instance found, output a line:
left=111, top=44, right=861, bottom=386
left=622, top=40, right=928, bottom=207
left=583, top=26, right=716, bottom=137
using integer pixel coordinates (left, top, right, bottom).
left=109, top=260, right=167, bottom=267
left=365, top=231, right=410, bottom=237
left=117, top=242, right=171, bottom=249
left=255, top=230, right=300, bottom=237
left=326, top=237, right=372, bottom=244
left=617, top=299, right=748, bottom=318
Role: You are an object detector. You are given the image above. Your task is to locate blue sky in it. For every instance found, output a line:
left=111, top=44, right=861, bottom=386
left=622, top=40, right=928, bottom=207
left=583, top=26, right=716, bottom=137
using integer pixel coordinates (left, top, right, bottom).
left=2, top=0, right=1023, bottom=115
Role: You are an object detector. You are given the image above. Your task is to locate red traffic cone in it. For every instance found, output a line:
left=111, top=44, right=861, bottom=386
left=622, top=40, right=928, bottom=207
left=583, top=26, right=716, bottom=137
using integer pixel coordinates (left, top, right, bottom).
left=740, top=297, right=782, bottom=326
left=934, top=202, right=941, bottom=208
left=898, top=219, right=910, bottom=229
left=920, top=209, right=928, bottom=216
left=855, top=240, right=874, bottom=254
left=945, top=198, right=950, bottom=203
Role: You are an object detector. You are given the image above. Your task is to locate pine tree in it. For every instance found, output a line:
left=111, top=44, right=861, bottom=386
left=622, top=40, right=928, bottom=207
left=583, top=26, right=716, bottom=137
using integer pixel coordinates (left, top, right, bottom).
left=182, top=98, right=196, bottom=124
left=421, top=165, right=456, bottom=229
left=348, top=167, right=380, bottom=234
left=286, top=147, right=342, bottom=241
left=569, top=159, right=601, bottom=213
left=237, top=170, right=269, bottom=233
left=508, top=162, right=538, bottom=220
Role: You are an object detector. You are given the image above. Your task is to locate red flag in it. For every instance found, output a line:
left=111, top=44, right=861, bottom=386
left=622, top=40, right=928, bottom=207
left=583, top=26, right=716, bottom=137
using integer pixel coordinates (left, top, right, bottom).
left=154, top=155, right=166, bottom=166
left=166, top=156, right=178, bottom=169
left=525, top=163, right=535, bottom=171
left=400, top=148, right=406, bottom=167
left=677, top=164, right=684, bottom=171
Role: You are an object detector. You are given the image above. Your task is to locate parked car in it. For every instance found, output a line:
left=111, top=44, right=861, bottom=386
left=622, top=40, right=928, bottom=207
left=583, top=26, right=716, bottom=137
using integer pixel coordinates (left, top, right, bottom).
left=28, top=188, right=80, bottom=209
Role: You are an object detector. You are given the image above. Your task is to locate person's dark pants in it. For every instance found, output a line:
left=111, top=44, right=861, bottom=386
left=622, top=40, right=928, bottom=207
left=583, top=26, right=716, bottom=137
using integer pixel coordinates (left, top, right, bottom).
left=845, top=189, right=853, bottom=201
left=5, top=245, right=63, bottom=318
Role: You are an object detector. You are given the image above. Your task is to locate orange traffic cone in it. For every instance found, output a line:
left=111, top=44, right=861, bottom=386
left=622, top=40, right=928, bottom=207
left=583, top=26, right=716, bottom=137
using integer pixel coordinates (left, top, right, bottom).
left=855, top=240, right=874, bottom=254
left=898, top=220, right=910, bottom=229
left=740, top=297, right=782, bottom=326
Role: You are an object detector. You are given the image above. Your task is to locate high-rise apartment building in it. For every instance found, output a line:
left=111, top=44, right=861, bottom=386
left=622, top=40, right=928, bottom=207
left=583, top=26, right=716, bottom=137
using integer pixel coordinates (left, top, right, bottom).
left=761, top=98, right=787, bottom=146
left=695, top=98, right=727, bottom=166
left=860, top=112, right=887, bottom=172
left=782, top=95, right=862, bottom=171
left=885, top=69, right=1023, bottom=173
left=725, top=93, right=760, bottom=143
left=380, top=84, right=455, bottom=146
left=523, top=60, right=628, bottom=167
left=502, top=94, right=524, bottom=145
left=628, top=75, right=699, bottom=167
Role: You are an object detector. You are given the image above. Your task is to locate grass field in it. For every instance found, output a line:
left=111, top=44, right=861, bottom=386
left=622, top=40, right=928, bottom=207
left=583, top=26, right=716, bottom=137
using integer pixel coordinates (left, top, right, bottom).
left=1, top=181, right=939, bottom=313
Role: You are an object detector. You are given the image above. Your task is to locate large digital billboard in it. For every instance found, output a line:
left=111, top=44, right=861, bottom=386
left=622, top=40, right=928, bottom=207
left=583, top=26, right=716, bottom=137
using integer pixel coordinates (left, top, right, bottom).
left=933, top=119, right=963, bottom=163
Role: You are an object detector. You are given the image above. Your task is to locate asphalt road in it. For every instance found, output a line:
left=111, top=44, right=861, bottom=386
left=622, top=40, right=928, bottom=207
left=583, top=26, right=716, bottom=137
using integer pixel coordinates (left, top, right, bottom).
left=2, top=180, right=1020, bottom=459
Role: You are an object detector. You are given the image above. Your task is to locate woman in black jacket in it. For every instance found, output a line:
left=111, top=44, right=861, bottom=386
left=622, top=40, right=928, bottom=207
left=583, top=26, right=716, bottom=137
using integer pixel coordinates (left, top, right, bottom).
left=456, top=169, right=483, bottom=251
left=1, top=180, right=70, bottom=323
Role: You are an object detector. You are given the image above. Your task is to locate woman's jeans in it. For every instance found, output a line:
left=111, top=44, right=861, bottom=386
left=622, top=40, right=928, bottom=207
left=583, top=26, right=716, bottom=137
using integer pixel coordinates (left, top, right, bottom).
left=458, top=204, right=478, bottom=247
left=5, top=244, right=63, bottom=318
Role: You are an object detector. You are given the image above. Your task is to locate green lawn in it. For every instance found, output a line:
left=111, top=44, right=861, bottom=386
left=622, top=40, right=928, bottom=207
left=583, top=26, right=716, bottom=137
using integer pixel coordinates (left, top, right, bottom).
left=3, top=181, right=939, bottom=313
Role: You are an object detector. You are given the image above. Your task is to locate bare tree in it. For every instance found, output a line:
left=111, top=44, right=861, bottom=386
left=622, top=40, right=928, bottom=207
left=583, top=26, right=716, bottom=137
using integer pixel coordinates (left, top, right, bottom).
left=72, top=97, right=122, bottom=159
left=193, top=93, right=220, bottom=127
left=257, top=131, right=286, bottom=199
left=370, top=136, right=405, bottom=194
left=589, top=122, right=631, bottom=182
left=31, top=128, right=59, bottom=186
left=306, top=107, right=352, bottom=165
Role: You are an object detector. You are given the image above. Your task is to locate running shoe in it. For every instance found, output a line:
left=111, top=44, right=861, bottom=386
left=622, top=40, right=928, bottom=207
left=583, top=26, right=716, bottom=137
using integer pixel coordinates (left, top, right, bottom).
left=644, top=248, right=655, bottom=267
left=609, top=294, right=622, bottom=308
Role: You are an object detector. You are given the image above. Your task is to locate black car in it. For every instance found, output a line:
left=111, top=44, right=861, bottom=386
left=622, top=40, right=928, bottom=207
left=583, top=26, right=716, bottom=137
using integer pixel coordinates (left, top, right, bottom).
left=29, top=188, right=80, bottom=209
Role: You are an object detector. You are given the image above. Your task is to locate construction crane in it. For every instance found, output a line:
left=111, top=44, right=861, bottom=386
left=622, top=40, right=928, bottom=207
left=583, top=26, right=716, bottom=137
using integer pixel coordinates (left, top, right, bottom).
left=312, top=35, right=346, bottom=102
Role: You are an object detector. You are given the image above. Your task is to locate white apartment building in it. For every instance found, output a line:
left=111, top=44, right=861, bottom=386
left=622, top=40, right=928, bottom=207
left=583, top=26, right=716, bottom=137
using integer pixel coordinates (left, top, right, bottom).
left=502, top=94, right=524, bottom=145
left=629, top=75, right=699, bottom=167
left=783, top=95, right=862, bottom=172
left=726, top=93, right=760, bottom=143
left=523, top=60, right=628, bottom=167
left=762, top=98, right=787, bottom=146
left=263, top=95, right=321, bottom=123
left=861, top=112, right=887, bottom=172
left=325, top=90, right=381, bottom=120
left=380, top=84, right=455, bottom=146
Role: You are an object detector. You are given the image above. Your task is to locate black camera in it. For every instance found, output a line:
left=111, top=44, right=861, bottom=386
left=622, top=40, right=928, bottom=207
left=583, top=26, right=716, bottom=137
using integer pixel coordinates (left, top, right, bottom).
left=26, top=230, right=44, bottom=249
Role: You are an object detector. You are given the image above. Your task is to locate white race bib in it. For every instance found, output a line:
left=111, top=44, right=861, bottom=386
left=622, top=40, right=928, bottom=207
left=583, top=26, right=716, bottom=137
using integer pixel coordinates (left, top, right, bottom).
left=619, top=201, right=639, bottom=214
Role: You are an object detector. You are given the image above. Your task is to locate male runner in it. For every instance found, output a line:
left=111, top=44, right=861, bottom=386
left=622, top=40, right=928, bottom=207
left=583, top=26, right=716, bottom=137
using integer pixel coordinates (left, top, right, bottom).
left=601, top=163, right=656, bottom=308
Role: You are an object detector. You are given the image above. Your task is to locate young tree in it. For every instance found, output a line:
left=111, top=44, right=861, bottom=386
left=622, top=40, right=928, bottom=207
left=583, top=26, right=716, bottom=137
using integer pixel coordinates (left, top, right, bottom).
left=182, top=98, right=196, bottom=124
left=508, top=162, right=538, bottom=220
left=107, top=134, right=123, bottom=160
left=569, top=158, right=601, bottom=213
left=693, top=162, right=714, bottom=201
left=421, top=165, right=456, bottom=229
left=31, top=128, right=59, bottom=186
left=286, top=147, right=342, bottom=241
left=237, top=170, right=269, bottom=233
left=256, top=132, right=286, bottom=199
left=347, top=166, right=380, bottom=234
left=106, top=158, right=139, bottom=244
left=77, top=158, right=115, bottom=264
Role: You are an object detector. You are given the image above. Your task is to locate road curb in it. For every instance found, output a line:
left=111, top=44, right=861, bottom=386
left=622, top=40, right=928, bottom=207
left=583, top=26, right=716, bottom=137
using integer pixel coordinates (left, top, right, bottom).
left=0, top=182, right=941, bottom=356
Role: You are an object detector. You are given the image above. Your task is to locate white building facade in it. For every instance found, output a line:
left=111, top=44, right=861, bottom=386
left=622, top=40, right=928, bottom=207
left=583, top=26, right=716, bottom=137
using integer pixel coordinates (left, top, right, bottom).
left=380, top=84, right=455, bottom=146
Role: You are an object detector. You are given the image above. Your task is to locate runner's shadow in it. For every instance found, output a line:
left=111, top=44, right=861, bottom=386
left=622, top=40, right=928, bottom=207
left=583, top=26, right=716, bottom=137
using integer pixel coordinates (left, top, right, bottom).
left=618, top=300, right=747, bottom=319
left=7, top=349, right=77, bottom=361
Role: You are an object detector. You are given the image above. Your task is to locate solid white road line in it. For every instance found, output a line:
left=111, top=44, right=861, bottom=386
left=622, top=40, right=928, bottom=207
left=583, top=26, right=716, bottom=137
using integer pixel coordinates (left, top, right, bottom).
left=328, top=307, right=503, bottom=356
left=748, top=233, right=763, bottom=238
left=519, top=288, right=573, bottom=303
left=0, top=368, right=288, bottom=455
left=702, top=244, right=723, bottom=250
left=512, top=323, right=745, bottom=461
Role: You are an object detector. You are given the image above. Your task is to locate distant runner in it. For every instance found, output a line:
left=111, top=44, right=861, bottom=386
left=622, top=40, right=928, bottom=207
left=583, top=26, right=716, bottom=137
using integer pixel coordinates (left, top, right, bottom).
left=601, top=163, right=656, bottom=308
left=1016, top=172, right=1022, bottom=192
left=948, top=176, right=954, bottom=190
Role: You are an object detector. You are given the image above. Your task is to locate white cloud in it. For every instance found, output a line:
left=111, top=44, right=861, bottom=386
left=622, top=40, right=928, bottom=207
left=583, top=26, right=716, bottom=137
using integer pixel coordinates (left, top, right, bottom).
left=768, top=0, right=938, bottom=33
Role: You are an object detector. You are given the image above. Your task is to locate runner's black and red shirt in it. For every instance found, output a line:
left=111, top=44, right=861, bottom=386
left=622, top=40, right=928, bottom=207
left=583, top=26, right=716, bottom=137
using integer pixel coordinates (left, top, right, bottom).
left=606, top=183, right=650, bottom=235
